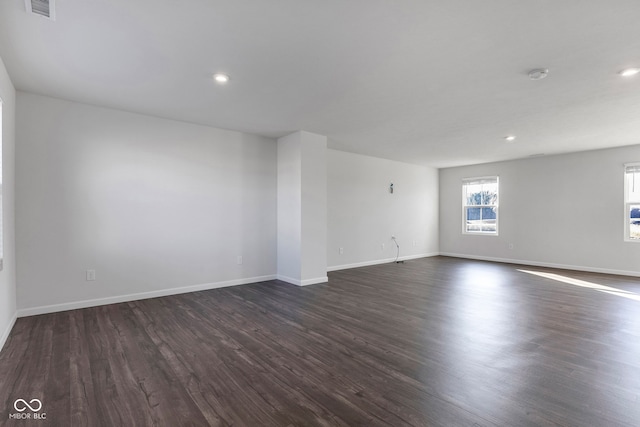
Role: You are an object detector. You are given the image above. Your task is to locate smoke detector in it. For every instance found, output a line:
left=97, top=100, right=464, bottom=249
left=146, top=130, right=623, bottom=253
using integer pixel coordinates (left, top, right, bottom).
left=25, top=0, right=56, bottom=20
left=528, top=68, right=549, bottom=80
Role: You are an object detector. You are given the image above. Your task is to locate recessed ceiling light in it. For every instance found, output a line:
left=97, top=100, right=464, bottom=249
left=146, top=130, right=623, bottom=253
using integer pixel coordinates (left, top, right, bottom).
left=528, top=68, right=549, bottom=80
left=619, top=68, right=640, bottom=77
left=213, top=73, right=230, bottom=84
left=504, top=135, right=516, bottom=142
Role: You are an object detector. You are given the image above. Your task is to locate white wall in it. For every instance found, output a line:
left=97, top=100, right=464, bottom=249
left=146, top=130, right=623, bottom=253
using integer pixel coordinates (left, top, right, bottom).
left=276, top=133, right=302, bottom=281
left=16, top=93, right=277, bottom=315
left=440, top=145, right=640, bottom=276
left=327, top=149, right=439, bottom=270
left=300, top=132, right=327, bottom=282
left=277, top=131, right=328, bottom=286
left=0, top=56, right=17, bottom=350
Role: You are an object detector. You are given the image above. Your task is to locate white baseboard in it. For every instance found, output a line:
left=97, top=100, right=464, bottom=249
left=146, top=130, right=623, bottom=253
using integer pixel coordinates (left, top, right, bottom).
left=300, top=276, right=329, bottom=286
left=327, top=253, right=439, bottom=272
left=17, top=253, right=634, bottom=318
left=17, top=274, right=277, bottom=318
left=276, top=275, right=329, bottom=286
left=440, top=252, right=640, bottom=278
left=0, top=312, right=17, bottom=352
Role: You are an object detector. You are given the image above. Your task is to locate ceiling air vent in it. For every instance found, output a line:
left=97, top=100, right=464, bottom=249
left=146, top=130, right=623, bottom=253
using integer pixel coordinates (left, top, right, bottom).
left=25, top=0, right=56, bottom=21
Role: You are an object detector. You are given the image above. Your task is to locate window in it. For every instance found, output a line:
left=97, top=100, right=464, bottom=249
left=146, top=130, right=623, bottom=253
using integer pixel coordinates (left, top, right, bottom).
left=462, top=176, right=498, bottom=234
left=625, top=163, right=640, bottom=242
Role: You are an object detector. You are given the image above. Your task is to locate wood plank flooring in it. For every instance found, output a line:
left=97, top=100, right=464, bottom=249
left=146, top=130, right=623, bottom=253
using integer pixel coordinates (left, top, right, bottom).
left=2, top=256, right=640, bottom=426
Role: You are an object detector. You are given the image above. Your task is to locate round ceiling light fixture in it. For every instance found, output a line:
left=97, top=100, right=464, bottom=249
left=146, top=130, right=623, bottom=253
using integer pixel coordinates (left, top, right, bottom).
left=619, top=68, right=640, bottom=77
left=504, top=135, right=516, bottom=142
left=213, top=73, right=230, bottom=84
left=528, top=68, right=549, bottom=80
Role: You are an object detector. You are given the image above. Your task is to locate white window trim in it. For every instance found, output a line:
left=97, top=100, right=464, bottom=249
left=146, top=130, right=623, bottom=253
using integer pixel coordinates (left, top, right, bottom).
left=624, top=162, right=640, bottom=243
left=462, top=176, right=499, bottom=236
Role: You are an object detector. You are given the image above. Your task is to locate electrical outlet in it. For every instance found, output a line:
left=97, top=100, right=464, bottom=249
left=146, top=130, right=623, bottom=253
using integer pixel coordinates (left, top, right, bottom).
left=86, top=269, right=96, bottom=281
left=237, top=256, right=243, bottom=265
left=413, top=239, right=416, bottom=247
left=381, top=243, right=385, bottom=250
left=339, top=247, right=344, bottom=255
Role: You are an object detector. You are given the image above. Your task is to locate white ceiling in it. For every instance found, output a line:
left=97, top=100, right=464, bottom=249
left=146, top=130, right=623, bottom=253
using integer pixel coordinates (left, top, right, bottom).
left=1, top=0, right=640, bottom=168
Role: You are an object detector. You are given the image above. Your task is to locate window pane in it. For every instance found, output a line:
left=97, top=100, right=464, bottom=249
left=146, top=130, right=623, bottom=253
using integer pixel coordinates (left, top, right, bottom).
left=481, top=207, right=496, bottom=220
left=466, top=207, right=481, bottom=220
left=466, top=207, right=482, bottom=231
left=465, top=183, right=483, bottom=205
left=466, top=208, right=496, bottom=233
left=481, top=220, right=496, bottom=232
left=630, top=205, right=640, bottom=240
left=481, top=183, right=498, bottom=205
left=628, top=173, right=640, bottom=203
left=481, top=207, right=496, bottom=232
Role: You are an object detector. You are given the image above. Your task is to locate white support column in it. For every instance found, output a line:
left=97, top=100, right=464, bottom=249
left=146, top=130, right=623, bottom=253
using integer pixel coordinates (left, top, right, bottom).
left=277, top=131, right=327, bottom=286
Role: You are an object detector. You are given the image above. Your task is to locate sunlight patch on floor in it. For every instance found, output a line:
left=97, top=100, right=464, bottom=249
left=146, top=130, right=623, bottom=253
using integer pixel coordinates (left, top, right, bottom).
left=518, top=270, right=640, bottom=302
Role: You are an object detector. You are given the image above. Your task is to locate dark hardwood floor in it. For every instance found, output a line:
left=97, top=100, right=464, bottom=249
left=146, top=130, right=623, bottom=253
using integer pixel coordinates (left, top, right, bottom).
left=2, top=256, right=640, bottom=426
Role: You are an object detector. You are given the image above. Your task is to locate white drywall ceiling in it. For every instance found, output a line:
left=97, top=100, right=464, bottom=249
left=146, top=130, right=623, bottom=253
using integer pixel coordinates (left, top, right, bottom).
left=1, top=0, right=639, bottom=167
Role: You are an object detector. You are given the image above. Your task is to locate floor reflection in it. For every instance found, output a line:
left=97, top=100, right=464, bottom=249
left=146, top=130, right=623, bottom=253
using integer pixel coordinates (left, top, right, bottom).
left=518, top=269, right=640, bottom=302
